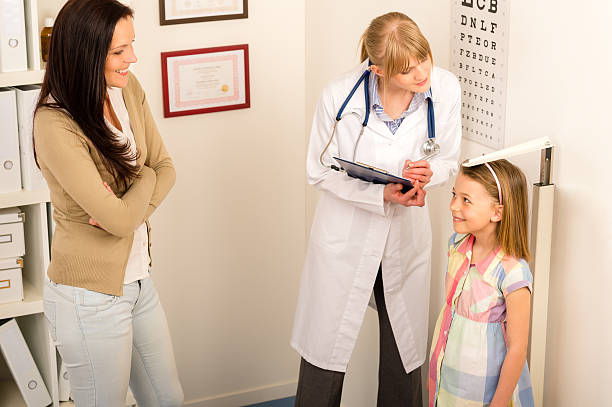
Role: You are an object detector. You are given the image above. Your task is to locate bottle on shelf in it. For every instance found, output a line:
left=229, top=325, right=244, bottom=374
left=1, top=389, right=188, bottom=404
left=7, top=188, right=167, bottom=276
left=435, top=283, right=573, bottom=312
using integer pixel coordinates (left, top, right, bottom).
left=40, top=18, right=53, bottom=63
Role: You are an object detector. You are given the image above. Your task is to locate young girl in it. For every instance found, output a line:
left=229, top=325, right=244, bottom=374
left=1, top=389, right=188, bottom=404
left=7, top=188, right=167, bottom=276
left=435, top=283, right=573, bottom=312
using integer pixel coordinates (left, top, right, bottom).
left=429, top=159, right=535, bottom=407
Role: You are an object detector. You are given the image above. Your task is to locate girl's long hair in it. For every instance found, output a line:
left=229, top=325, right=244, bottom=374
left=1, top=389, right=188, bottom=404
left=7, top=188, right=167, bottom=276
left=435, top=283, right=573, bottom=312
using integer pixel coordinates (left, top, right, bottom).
left=34, top=0, right=138, bottom=189
left=461, top=159, right=531, bottom=262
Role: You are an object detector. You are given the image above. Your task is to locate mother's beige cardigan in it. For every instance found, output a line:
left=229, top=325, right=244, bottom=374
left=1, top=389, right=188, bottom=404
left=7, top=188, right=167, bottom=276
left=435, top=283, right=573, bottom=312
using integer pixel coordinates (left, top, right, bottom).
left=34, top=73, right=175, bottom=296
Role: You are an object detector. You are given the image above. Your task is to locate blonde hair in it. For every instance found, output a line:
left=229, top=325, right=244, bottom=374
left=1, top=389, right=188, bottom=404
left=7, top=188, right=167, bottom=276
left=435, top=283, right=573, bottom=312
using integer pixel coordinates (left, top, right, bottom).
left=359, top=12, right=433, bottom=78
left=460, top=159, right=531, bottom=262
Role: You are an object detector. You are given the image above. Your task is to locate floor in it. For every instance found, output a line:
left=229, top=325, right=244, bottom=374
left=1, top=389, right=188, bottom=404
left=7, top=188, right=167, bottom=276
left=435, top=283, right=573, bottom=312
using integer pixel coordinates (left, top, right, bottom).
left=243, top=396, right=296, bottom=407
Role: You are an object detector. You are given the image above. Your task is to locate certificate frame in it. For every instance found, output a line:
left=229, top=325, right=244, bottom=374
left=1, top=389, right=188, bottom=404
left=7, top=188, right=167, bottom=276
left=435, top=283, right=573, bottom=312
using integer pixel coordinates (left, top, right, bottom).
left=159, top=0, right=248, bottom=25
left=160, top=44, right=250, bottom=118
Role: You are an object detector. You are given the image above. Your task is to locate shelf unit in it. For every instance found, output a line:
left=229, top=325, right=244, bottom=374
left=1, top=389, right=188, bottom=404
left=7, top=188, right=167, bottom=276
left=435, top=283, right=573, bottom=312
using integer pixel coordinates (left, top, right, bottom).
left=0, top=2, right=57, bottom=404
left=0, top=70, right=45, bottom=88
left=0, top=2, right=135, bottom=406
left=0, top=197, right=56, bottom=407
left=0, top=189, right=50, bottom=212
left=60, top=391, right=137, bottom=407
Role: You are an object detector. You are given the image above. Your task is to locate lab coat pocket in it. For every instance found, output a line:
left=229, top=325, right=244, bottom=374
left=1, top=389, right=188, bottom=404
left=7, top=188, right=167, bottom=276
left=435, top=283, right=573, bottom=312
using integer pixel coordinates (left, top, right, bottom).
left=400, top=207, right=430, bottom=253
left=309, top=193, right=355, bottom=254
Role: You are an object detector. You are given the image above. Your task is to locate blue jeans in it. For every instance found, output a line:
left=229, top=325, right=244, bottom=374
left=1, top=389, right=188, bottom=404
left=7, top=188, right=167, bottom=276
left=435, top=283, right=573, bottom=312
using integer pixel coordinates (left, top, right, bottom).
left=43, top=277, right=184, bottom=407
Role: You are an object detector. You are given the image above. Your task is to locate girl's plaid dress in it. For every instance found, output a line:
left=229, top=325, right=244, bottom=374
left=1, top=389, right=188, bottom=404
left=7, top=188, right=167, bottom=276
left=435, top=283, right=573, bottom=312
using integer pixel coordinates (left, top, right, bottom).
left=428, top=233, right=535, bottom=407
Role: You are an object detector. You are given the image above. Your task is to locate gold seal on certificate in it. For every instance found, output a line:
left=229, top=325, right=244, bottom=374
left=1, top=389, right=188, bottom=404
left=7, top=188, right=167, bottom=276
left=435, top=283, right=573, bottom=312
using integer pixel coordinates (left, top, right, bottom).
left=161, top=44, right=250, bottom=117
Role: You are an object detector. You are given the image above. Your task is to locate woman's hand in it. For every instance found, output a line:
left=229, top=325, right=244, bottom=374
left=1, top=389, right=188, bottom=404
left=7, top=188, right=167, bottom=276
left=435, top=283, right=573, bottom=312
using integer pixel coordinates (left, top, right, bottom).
left=402, top=159, right=433, bottom=187
left=383, top=182, right=426, bottom=207
left=89, top=182, right=115, bottom=228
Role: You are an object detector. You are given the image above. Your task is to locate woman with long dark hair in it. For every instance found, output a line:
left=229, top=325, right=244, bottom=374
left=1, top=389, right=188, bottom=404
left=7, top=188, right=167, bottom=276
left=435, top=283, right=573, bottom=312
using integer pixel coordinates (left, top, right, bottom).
left=34, top=1, right=183, bottom=405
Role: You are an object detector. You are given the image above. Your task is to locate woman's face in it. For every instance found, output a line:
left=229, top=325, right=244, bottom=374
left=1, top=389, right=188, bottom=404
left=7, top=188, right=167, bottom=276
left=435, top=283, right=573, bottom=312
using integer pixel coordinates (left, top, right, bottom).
left=105, top=16, right=137, bottom=88
left=387, top=55, right=432, bottom=93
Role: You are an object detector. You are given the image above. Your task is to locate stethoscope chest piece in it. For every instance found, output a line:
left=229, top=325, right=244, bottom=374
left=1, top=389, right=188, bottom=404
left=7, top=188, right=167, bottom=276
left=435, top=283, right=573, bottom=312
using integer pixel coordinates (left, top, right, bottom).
left=422, top=137, right=440, bottom=156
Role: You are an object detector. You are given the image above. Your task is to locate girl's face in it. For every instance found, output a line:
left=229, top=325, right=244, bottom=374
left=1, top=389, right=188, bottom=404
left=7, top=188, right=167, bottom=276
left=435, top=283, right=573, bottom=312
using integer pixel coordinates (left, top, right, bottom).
left=105, top=16, right=137, bottom=88
left=450, top=173, right=502, bottom=237
left=388, top=55, right=432, bottom=93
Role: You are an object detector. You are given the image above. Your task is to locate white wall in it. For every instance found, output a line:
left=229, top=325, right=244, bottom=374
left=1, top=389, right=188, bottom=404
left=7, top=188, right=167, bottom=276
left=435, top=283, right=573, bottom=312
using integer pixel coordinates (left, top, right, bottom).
left=498, top=1, right=612, bottom=405
left=80, top=0, right=611, bottom=405
left=130, top=1, right=305, bottom=405
left=433, top=1, right=612, bottom=405
left=307, top=1, right=612, bottom=406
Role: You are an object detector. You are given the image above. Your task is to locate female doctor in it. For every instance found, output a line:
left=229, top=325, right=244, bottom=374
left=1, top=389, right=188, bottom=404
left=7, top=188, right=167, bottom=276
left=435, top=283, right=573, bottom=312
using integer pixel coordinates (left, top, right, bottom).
left=291, top=12, right=461, bottom=406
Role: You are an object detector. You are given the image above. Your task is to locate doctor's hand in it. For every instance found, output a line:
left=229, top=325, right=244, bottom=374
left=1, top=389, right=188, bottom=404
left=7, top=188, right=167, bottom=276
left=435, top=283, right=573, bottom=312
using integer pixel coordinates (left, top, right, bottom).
left=402, top=160, right=433, bottom=187
left=383, top=182, right=426, bottom=207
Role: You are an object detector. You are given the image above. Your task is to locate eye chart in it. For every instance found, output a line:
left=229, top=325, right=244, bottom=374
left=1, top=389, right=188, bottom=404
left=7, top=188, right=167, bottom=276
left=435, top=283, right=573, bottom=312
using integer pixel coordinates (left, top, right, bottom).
left=451, top=0, right=510, bottom=149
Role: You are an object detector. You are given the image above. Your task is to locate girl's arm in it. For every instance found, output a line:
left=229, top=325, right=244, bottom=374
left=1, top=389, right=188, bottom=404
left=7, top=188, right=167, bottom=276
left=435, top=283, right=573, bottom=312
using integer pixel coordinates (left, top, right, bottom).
left=490, top=287, right=531, bottom=407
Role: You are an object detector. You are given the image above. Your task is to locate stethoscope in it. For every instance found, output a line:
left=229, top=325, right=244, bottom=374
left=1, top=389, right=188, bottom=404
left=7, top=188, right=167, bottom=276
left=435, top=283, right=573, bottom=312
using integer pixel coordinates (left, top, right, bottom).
left=319, top=65, right=440, bottom=169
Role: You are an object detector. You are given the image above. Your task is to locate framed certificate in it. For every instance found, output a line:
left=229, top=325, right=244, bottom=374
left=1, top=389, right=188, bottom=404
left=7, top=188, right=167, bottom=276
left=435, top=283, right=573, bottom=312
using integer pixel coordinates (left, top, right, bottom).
left=159, top=0, right=248, bottom=25
left=161, top=44, right=250, bottom=118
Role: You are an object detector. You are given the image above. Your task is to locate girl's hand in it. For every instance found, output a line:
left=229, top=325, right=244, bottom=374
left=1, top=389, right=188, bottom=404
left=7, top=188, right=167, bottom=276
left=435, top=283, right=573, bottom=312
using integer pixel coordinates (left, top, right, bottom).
left=383, top=181, right=426, bottom=207
left=89, top=182, right=115, bottom=228
left=402, top=160, right=433, bottom=187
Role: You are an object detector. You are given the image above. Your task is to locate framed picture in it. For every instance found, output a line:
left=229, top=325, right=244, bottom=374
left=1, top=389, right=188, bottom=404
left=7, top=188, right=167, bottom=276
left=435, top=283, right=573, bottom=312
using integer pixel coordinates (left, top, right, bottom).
left=159, top=0, right=248, bottom=25
left=161, top=44, right=250, bottom=118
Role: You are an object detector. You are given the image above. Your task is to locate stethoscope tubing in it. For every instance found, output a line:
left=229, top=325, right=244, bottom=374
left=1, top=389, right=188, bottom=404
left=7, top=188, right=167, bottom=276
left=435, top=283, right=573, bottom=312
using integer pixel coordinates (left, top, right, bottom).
left=335, top=69, right=371, bottom=125
left=319, top=67, right=438, bottom=168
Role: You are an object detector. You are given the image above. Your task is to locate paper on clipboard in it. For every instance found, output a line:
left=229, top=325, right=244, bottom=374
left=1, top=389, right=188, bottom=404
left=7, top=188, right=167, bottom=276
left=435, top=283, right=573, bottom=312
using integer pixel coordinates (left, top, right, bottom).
left=333, top=157, right=414, bottom=193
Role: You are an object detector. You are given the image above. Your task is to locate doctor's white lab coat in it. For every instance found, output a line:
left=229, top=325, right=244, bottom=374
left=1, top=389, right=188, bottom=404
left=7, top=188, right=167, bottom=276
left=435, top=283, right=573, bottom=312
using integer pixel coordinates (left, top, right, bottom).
left=291, top=60, right=462, bottom=373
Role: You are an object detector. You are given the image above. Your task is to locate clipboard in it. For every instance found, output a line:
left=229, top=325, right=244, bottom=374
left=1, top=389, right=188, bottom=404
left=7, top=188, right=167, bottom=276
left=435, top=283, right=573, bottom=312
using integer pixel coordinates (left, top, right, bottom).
left=333, top=157, right=414, bottom=193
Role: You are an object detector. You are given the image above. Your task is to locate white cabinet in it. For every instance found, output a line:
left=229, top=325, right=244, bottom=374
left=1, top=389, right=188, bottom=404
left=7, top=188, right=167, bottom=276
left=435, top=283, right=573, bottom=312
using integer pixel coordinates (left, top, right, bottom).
left=0, top=3, right=69, bottom=406
left=0, top=197, right=55, bottom=406
left=0, top=5, right=56, bottom=403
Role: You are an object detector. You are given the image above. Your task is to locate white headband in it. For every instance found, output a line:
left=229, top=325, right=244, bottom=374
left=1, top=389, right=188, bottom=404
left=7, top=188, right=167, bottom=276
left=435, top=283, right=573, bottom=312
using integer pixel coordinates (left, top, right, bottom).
left=484, top=162, right=502, bottom=204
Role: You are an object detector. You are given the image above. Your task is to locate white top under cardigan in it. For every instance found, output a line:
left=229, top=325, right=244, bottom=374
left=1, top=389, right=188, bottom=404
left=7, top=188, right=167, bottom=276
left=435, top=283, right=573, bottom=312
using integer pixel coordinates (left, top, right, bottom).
left=106, top=86, right=150, bottom=284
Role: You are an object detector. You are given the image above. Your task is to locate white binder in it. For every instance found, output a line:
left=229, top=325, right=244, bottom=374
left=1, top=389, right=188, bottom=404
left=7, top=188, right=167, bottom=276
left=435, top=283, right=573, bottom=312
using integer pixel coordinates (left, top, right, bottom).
left=13, top=85, right=48, bottom=191
left=0, top=0, right=28, bottom=72
left=23, top=0, right=40, bottom=70
left=0, top=88, right=22, bottom=193
left=0, top=319, right=52, bottom=406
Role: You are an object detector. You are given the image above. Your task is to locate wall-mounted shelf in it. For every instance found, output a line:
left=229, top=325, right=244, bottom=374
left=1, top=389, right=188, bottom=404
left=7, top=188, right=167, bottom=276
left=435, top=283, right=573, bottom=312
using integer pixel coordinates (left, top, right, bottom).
left=0, top=281, right=43, bottom=320
left=0, top=189, right=50, bottom=210
left=0, top=70, right=45, bottom=88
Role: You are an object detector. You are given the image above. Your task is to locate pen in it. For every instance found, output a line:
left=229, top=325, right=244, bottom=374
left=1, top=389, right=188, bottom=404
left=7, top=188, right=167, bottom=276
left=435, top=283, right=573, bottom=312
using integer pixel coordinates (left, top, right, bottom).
left=405, top=150, right=439, bottom=172
left=416, top=150, right=440, bottom=162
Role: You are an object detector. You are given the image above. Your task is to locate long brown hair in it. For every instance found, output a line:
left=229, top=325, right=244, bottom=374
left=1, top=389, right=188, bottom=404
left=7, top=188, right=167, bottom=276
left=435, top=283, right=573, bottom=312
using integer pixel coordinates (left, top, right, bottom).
left=461, top=159, right=531, bottom=261
left=34, top=0, right=138, bottom=189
